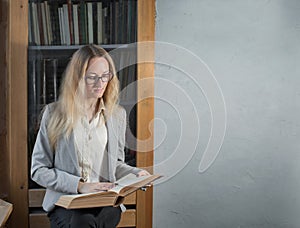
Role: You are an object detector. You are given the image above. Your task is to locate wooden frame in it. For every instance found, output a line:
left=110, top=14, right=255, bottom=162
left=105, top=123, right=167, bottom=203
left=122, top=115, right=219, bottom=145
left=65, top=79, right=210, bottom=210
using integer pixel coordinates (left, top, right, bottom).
left=2, top=0, right=155, bottom=227
left=0, top=0, right=9, bottom=203
left=5, top=1, right=29, bottom=227
left=136, top=0, right=155, bottom=228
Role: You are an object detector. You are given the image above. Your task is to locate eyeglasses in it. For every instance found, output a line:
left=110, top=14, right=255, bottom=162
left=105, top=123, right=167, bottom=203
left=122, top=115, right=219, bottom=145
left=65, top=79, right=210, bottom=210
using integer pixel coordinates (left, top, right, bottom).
left=85, top=72, right=113, bottom=85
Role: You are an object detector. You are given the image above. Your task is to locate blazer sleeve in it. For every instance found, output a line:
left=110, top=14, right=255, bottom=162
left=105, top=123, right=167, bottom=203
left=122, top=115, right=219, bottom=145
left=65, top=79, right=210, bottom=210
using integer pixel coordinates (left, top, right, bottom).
left=115, top=107, right=142, bottom=180
left=31, top=105, right=81, bottom=194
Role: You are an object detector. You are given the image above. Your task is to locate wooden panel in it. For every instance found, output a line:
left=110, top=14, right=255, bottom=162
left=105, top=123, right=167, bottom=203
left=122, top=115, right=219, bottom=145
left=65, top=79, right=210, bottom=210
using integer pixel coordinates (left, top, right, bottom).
left=28, top=189, right=46, bottom=208
left=136, top=0, right=155, bottom=228
left=0, top=0, right=9, bottom=202
left=7, top=1, right=29, bottom=228
left=29, top=213, right=50, bottom=228
left=123, top=192, right=136, bottom=205
left=29, top=209, right=136, bottom=228
left=118, top=209, right=136, bottom=228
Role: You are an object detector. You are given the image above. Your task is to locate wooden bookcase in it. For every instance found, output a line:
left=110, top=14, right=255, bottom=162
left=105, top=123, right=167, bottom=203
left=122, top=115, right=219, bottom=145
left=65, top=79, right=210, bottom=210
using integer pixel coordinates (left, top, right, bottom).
left=0, top=0, right=155, bottom=227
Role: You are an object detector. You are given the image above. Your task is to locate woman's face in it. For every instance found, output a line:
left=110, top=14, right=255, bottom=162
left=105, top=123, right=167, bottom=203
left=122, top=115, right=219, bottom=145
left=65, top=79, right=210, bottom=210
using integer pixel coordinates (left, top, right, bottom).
left=84, top=57, right=110, bottom=99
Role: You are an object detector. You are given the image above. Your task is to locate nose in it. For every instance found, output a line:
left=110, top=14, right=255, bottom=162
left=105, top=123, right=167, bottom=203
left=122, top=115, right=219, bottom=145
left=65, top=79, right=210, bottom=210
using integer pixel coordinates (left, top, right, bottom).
left=94, top=78, right=104, bottom=87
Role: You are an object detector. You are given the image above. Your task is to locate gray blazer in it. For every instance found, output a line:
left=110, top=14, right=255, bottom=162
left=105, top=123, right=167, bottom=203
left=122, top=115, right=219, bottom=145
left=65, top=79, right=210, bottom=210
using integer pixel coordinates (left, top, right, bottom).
left=31, top=103, right=142, bottom=212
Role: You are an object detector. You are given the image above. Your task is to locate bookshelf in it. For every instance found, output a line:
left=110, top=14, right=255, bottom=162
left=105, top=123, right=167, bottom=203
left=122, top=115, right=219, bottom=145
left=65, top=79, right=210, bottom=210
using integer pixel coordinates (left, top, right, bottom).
left=28, top=0, right=137, bottom=46
left=1, top=0, right=155, bottom=228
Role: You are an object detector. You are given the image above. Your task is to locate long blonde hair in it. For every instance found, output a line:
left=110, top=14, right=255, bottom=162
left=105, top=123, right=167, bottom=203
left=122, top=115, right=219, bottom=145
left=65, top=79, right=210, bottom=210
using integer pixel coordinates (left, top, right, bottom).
left=47, top=44, right=119, bottom=149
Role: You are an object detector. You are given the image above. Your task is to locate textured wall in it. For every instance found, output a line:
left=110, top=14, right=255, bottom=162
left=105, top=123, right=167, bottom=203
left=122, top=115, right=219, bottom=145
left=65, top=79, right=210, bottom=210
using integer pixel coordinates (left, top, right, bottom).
left=154, top=0, right=300, bottom=227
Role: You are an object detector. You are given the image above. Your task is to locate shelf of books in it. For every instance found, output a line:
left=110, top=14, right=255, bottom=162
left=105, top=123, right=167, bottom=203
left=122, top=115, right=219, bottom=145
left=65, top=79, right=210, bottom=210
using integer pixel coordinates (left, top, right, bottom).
left=27, top=0, right=139, bottom=190
left=28, top=0, right=137, bottom=46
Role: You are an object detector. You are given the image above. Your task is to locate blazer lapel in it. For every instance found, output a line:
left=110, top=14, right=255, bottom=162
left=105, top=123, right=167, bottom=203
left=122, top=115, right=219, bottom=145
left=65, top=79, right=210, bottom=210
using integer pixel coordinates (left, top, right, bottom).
left=105, top=113, right=117, bottom=182
left=56, top=132, right=81, bottom=177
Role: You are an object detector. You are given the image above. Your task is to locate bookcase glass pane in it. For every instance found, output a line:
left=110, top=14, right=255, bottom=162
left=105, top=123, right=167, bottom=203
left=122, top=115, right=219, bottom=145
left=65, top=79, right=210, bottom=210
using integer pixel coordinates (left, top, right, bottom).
left=27, top=0, right=138, bottom=189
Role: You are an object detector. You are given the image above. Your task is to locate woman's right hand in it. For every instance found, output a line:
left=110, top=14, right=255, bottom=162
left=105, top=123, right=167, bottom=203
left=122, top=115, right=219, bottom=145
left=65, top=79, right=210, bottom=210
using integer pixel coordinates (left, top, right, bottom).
left=77, top=181, right=115, bottom=194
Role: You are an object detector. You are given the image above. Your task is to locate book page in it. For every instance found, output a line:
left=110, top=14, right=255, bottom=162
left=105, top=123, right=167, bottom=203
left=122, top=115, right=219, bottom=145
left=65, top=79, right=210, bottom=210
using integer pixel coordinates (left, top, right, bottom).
left=60, top=191, right=106, bottom=200
left=109, top=173, right=150, bottom=194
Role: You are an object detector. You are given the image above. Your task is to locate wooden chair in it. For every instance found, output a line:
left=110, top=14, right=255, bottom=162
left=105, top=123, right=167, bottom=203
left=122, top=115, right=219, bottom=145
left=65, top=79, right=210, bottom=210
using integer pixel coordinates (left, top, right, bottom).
left=28, top=189, right=136, bottom=228
left=0, top=199, right=13, bottom=228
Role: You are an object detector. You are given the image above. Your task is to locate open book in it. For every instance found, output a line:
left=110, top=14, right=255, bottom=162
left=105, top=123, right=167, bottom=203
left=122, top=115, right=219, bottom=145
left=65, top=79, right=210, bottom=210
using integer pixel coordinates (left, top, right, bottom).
left=55, top=173, right=162, bottom=209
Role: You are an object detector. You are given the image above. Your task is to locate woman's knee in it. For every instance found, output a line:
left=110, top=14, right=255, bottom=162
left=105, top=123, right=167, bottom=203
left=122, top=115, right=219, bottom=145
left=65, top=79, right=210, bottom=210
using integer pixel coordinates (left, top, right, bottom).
left=98, top=206, right=122, bottom=227
left=70, top=210, right=97, bottom=228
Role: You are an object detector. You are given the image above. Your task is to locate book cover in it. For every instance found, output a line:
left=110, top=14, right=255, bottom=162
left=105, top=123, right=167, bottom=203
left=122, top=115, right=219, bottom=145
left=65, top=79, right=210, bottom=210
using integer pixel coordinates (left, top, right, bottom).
left=109, top=1, right=114, bottom=44
left=41, top=2, right=48, bottom=45
left=127, top=0, right=132, bottom=43
left=118, top=0, right=124, bottom=44
left=87, top=2, right=94, bottom=44
left=73, top=4, right=80, bottom=45
left=122, top=0, right=128, bottom=44
left=97, top=2, right=103, bottom=44
left=49, top=1, right=61, bottom=45
left=131, top=0, right=137, bottom=43
left=28, top=2, right=34, bottom=44
left=79, top=0, right=87, bottom=44
left=114, top=1, right=119, bottom=44
left=33, top=2, right=41, bottom=45
left=44, top=1, right=53, bottom=45
left=36, top=2, right=45, bottom=45
left=58, top=7, right=65, bottom=45
left=92, top=2, right=98, bottom=44
left=28, top=59, right=37, bottom=122
left=63, top=4, right=71, bottom=45
left=102, top=6, right=109, bottom=44
left=43, top=59, right=58, bottom=103
left=67, top=0, right=74, bottom=45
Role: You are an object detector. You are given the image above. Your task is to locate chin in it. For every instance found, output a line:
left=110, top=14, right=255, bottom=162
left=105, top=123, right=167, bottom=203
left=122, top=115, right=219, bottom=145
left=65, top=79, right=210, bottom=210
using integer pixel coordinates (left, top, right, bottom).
left=87, top=90, right=105, bottom=99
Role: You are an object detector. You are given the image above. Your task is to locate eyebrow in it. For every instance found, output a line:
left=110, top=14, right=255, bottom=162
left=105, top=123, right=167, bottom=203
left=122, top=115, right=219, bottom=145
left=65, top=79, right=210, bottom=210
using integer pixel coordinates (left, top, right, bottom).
left=86, top=71, right=110, bottom=76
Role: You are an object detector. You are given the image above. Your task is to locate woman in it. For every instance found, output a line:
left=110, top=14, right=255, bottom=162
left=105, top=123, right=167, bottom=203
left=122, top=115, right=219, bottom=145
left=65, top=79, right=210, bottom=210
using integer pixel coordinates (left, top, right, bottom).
left=31, top=44, right=149, bottom=228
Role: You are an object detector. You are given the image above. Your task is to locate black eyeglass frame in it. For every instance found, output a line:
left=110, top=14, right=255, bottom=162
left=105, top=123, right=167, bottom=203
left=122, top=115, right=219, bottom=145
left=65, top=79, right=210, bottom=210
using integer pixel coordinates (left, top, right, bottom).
left=84, top=72, right=114, bottom=85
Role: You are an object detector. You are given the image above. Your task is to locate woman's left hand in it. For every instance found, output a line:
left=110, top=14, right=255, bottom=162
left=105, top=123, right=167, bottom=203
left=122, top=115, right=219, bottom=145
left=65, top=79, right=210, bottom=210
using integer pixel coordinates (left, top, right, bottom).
left=137, top=170, right=152, bottom=191
left=137, top=170, right=151, bottom=177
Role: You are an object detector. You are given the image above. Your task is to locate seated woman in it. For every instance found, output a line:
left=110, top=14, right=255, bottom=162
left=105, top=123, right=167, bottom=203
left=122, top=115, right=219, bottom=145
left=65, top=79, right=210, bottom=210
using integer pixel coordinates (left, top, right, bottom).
left=31, top=44, right=149, bottom=228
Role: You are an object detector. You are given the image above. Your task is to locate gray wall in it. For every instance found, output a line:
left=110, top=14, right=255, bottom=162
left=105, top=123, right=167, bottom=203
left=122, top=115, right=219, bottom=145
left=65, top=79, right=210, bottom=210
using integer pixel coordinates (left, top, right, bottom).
left=153, top=0, right=300, bottom=227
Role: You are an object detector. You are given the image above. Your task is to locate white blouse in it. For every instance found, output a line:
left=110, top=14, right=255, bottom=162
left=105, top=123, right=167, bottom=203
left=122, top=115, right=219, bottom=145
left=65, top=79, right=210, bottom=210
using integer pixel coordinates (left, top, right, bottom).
left=73, top=101, right=107, bottom=183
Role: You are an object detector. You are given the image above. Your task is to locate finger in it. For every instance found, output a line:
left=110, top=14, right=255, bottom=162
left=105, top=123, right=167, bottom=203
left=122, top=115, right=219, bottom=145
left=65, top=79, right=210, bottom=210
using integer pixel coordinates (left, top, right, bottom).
left=101, top=185, right=109, bottom=190
left=106, top=183, right=114, bottom=189
left=137, top=171, right=144, bottom=177
left=138, top=171, right=150, bottom=176
left=99, top=183, right=114, bottom=190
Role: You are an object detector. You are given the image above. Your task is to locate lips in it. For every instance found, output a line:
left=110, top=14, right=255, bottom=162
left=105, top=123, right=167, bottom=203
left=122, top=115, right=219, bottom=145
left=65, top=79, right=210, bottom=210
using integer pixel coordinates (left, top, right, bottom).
left=94, top=88, right=103, bottom=93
